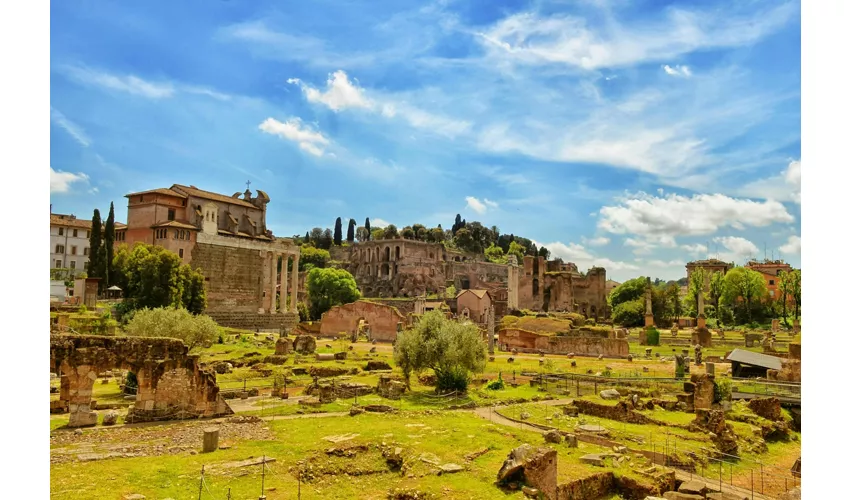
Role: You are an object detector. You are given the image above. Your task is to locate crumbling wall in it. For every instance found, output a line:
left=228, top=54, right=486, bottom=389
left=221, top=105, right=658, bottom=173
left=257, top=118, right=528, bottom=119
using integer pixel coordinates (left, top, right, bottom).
left=319, top=301, right=405, bottom=342
left=498, top=328, right=629, bottom=357
left=205, top=311, right=298, bottom=330
left=50, top=335, right=232, bottom=426
left=555, top=472, right=615, bottom=500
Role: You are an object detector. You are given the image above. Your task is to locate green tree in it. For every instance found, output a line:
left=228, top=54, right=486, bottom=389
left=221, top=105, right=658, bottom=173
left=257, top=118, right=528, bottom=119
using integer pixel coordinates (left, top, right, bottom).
left=333, top=217, right=343, bottom=246
left=688, top=267, right=709, bottom=311
left=346, top=219, right=356, bottom=243
left=709, top=271, right=725, bottom=321
left=453, top=227, right=474, bottom=252
left=429, top=226, right=445, bottom=243
left=355, top=226, right=370, bottom=242
left=125, top=307, right=218, bottom=351
left=104, top=202, right=115, bottom=287
left=507, top=241, right=525, bottom=260
left=321, top=228, right=333, bottom=249
left=721, top=267, right=768, bottom=324
left=306, top=267, right=361, bottom=320
left=484, top=243, right=507, bottom=264
left=608, top=277, right=647, bottom=310
left=667, top=282, right=683, bottom=322
left=365, top=218, right=371, bottom=240
left=299, top=245, right=331, bottom=272
left=112, top=243, right=207, bottom=315
left=88, top=209, right=105, bottom=283
left=372, top=227, right=385, bottom=240
left=393, top=310, right=487, bottom=392
left=383, top=224, right=399, bottom=239
left=538, top=246, right=550, bottom=260
left=611, top=299, right=645, bottom=327
left=783, top=269, right=802, bottom=320
left=401, top=226, right=416, bottom=239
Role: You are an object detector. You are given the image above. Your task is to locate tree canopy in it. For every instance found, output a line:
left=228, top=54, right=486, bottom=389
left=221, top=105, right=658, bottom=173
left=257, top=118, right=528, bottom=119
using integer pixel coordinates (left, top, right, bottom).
left=124, top=307, right=218, bottom=351
left=721, top=267, right=769, bottom=324
left=112, top=243, right=206, bottom=315
left=305, top=267, right=361, bottom=320
left=393, top=310, right=487, bottom=392
left=299, top=245, right=331, bottom=272
left=608, top=277, right=647, bottom=309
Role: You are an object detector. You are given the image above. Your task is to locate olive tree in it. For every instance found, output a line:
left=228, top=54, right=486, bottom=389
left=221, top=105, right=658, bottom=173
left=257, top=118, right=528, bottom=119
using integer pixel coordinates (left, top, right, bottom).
left=393, top=310, right=487, bottom=393
left=124, top=307, right=219, bottom=351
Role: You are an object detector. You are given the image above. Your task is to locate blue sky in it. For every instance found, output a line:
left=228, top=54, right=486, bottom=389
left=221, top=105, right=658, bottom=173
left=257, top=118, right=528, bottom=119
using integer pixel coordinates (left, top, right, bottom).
left=49, top=0, right=801, bottom=281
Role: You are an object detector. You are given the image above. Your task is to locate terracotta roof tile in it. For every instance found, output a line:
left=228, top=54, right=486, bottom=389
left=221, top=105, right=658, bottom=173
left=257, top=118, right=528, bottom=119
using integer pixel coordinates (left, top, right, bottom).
left=457, top=289, right=490, bottom=299
left=151, top=220, right=199, bottom=230
left=171, top=184, right=257, bottom=209
left=51, top=214, right=127, bottom=230
left=125, top=188, right=187, bottom=198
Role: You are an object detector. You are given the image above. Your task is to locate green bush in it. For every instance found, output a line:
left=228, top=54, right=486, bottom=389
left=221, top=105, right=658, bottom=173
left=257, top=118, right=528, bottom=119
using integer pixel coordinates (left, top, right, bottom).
left=601, top=367, right=612, bottom=377
left=564, top=312, right=585, bottom=327
left=436, top=365, right=469, bottom=393
left=645, top=327, right=660, bottom=346
left=714, top=378, right=732, bottom=403
left=585, top=318, right=596, bottom=326
left=124, top=371, right=138, bottom=395
left=675, top=362, right=685, bottom=379
left=486, top=373, right=505, bottom=391
left=612, top=299, right=644, bottom=327
left=124, top=307, right=219, bottom=351
left=78, top=304, right=88, bottom=314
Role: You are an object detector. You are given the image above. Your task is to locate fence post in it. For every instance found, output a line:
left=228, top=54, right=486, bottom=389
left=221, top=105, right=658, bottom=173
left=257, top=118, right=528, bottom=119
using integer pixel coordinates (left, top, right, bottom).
left=751, top=470, right=754, bottom=499
left=719, top=460, right=723, bottom=492
left=198, top=465, right=205, bottom=500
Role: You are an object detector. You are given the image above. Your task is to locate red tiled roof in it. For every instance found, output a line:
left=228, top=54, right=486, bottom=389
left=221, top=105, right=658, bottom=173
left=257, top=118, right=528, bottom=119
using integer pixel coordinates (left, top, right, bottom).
left=151, top=220, right=199, bottom=230
left=125, top=188, right=187, bottom=198
left=171, top=184, right=257, bottom=209
left=457, top=289, right=490, bottom=299
left=51, top=214, right=127, bottom=229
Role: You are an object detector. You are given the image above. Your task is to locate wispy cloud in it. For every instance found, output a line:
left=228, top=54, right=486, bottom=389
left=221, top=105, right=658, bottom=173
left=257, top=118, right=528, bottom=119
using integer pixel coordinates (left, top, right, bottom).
left=465, top=196, right=498, bottom=214
left=713, top=235, right=759, bottom=261
left=50, top=166, right=89, bottom=194
left=61, top=65, right=175, bottom=98
left=288, top=71, right=372, bottom=112
left=258, top=117, right=330, bottom=157
left=370, top=218, right=391, bottom=228
left=779, top=235, right=801, bottom=255
left=50, top=108, right=90, bottom=147
left=663, top=64, right=692, bottom=77
left=581, top=236, right=610, bottom=247
left=738, top=159, right=801, bottom=204
left=475, top=2, right=797, bottom=70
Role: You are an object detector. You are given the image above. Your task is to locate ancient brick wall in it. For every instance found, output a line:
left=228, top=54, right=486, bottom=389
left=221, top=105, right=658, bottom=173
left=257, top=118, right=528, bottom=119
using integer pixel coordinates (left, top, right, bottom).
left=498, top=328, right=629, bottom=357
left=319, top=300, right=406, bottom=342
left=555, top=472, right=615, bottom=500
left=50, top=335, right=232, bottom=426
left=192, top=243, right=265, bottom=313
left=368, top=298, right=417, bottom=316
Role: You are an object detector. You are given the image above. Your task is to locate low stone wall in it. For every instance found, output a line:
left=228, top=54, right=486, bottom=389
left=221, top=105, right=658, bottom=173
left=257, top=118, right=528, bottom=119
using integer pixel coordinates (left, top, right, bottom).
left=206, top=311, right=298, bottom=331
left=555, top=472, right=614, bottom=500
left=499, top=328, right=629, bottom=357
left=367, top=298, right=417, bottom=316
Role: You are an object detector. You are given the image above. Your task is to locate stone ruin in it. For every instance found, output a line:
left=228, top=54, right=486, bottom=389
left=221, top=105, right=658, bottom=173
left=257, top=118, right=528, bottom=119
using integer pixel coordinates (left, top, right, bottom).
left=50, top=334, right=232, bottom=427
left=292, top=335, right=317, bottom=354
left=497, top=444, right=558, bottom=499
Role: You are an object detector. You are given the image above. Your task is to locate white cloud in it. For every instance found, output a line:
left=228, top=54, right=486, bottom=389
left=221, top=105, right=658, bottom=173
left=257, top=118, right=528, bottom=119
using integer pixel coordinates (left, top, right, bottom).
left=779, top=235, right=801, bottom=255
left=289, top=70, right=470, bottom=138
left=539, top=241, right=639, bottom=272
left=681, top=243, right=708, bottom=257
left=182, top=86, right=232, bottom=101
left=465, top=196, right=498, bottom=214
left=62, top=65, right=175, bottom=98
left=598, top=192, right=794, bottom=238
left=289, top=71, right=372, bottom=112
left=258, top=117, right=330, bottom=157
left=581, top=236, right=610, bottom=247
left=737, top=159, right=801, bottom=204
left=476, top=3, right=796, bottom=70
left=50, top=166, right=89, bottom=193
left=624, top=238, right=656, bottom=255
left=50, top=108, right=90, bottom=147
left=369, top=218, right=391, bottom=228
left=713, top=236, right=759, bottom=261
left=663, top=64, right=692, bottom=77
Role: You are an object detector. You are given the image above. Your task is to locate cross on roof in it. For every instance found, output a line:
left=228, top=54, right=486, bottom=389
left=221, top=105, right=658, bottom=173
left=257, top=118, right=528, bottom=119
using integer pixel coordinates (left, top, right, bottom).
left=245, top=180, right=251, bottom=190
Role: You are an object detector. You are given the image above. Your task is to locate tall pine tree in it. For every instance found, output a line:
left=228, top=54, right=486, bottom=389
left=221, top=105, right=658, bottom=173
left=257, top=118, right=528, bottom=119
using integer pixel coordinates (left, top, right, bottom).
left=88, top=209, right=105, bottom=285
left=104, top=202, right=115, bottom=287
left=346, top=218, right=356, bottom=243
left=333, top=217, right=343, bottom=246
left=365, top=218, right=371, bottom=241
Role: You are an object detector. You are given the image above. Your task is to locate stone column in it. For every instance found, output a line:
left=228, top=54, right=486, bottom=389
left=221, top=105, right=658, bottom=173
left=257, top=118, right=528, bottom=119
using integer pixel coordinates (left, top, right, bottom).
left=644, top=277, right=654, bottom=328
left=270, top=253, right=279, bottom=314
left=65, top=364, right=98, bottom=427
left=280, top=254, right=289, bottom=312
left=290, top=254, right=299, bottom=312
left=696, top=292, right=706, bottom=329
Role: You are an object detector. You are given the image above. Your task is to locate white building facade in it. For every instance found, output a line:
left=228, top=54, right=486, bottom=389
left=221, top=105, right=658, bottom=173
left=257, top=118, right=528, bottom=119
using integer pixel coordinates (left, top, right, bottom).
left=50, top=213, right=93, bottom=274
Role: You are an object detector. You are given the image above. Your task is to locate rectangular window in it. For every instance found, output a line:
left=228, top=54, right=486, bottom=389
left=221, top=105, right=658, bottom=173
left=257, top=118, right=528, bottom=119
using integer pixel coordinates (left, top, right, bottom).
left=58, top=227, right=64, bottom=236
left=70, top=261, right=76, bottom=269
left=71, top=246, right=77, bottom=255
left=179, top=248, right=184, bottom=258
left=174, top=229, right=179, bottom=239
left=55, top=259, right=62, bottom=268
left=139, top=195, right=144, bottom=202
left=769, top=280, right=775, bottom=285
left=86, top=231, right=90, bottom=238
left=168, top=209, right=175, bottom=221
left=73, top=229, right=78, bottom=237
left=55, top=245, right=65, bottom=254
left=84, top=247, right=89, bottom=256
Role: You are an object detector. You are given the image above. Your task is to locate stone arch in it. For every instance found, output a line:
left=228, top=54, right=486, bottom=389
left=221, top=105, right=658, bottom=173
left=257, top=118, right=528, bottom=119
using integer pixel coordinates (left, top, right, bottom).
left=381, top=263, right=390, bottom=277
left=384, top=246, right=391, bottom=262
left=395, top=246, right=401, bottom=260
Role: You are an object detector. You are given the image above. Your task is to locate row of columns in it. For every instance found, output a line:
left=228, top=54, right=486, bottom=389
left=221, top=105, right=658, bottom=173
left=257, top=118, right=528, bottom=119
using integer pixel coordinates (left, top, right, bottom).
left=267, top=251, right=299, bottom=314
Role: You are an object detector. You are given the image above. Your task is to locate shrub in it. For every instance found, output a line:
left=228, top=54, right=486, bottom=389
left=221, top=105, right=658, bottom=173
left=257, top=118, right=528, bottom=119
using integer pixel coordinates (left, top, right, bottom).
left=486, top=373, right=505, bottom=391
left=585, top=318, right=596, bottom=326
left=612, top=299, right=645, bottom=327
left=124, top=307, right=219, bottom=351
left=645, top=327, right=660, bottom=346
left=714, top=378, right=732, bottom=402
left=564, top=312, right=585, bottom=327
left=78, top=305, right=88, bottom=314
left=499, top=315, right=520, bottom=329
left=297, top=302, right=310, bottom=322
left=602, top=367, right=612, bottom=377
left=124, top=371, right=138, bottom=395
left=436, top=365, right=469, bottom=393
left=675, top=361, right=685, bottom=379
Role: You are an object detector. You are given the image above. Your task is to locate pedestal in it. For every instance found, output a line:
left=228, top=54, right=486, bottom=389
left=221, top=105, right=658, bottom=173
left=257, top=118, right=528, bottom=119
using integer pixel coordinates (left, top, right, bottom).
left=644, top=314, right=654, bottom=328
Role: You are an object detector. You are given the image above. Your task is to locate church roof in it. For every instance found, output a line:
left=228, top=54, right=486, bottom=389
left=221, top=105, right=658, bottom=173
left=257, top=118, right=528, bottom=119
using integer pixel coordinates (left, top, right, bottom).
left=171, top=184, right=257, bottom=209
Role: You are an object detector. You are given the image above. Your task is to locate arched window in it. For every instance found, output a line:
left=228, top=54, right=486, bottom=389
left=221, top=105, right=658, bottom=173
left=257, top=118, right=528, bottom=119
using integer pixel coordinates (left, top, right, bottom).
left=395, top=246, right=400, bottom=260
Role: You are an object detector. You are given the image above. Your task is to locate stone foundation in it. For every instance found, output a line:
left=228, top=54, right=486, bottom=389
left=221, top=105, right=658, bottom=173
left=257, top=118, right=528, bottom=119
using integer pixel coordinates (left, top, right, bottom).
left=205, top=311, right=298, bottom=330
left=319, top=300, right=406, bottom=342
left=499, top=328, right=629, bottom=358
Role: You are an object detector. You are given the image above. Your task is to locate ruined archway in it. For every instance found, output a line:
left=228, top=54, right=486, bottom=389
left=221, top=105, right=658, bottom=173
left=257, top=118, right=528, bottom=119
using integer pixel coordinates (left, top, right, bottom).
left=381, top=263, right=390, bottom=277
left=320, top=301, right=406, bottom=342
left=384, top=246, right=391, bottom=262
left=50, top=335, right=232, bottom=427
left=395, top=246, right=401, bottom=260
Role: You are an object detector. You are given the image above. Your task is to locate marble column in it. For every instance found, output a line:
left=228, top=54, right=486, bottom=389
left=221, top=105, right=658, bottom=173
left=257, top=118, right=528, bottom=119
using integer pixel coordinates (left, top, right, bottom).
left=280, top=254, right=289, bottom=312
left=270, top=253, right=279, bottom=314
left=290, top=254, right=299, bottom=312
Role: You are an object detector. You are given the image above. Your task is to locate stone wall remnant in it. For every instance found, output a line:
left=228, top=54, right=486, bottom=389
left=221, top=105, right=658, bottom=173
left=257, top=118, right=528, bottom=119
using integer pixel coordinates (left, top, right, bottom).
left=498, top=328, right=629, bottom=357
left=50, top=335, right=232, bottom=427
left=293, top=335, right=317, bottom=354
left=497, top=444, right=558, bottom=500
left=319, top=301, right=406, bottom=342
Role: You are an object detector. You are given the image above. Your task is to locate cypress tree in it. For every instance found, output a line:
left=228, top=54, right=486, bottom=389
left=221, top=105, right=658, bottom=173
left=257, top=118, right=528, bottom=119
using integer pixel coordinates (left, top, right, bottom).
left=346, top=218, right=356, bottom=243
left=333, top=217, right=343, bottom=246
left=104, top=202, right=115, bottom=287
left=365, top=218, right=371, bottom=241
left=305, top=231, right=310, bottom=243
left=88, top=209, right=104, bottom=282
